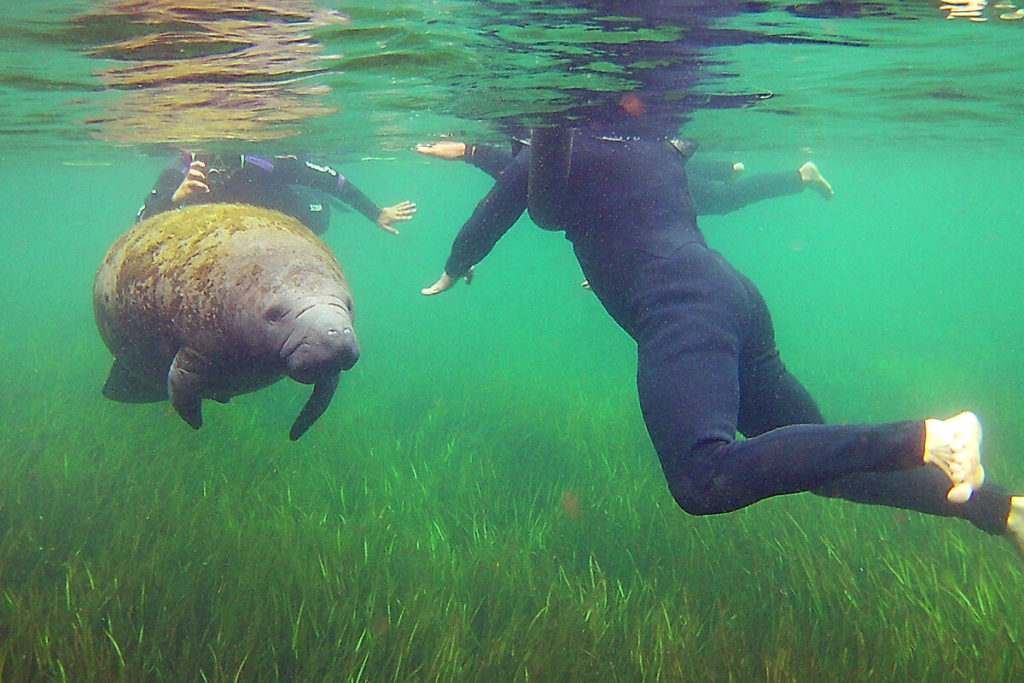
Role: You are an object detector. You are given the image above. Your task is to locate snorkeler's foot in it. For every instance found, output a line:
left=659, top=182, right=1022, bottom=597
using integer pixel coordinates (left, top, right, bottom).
left=799, top=162, right=834, bottom=200
left=1004, top=497, right=1024, bottom=561
left=923, top=411, right=985, bottom=503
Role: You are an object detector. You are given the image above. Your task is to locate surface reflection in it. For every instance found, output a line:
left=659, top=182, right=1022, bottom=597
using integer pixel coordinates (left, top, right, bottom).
left=77, top=1, right=348, bottom=146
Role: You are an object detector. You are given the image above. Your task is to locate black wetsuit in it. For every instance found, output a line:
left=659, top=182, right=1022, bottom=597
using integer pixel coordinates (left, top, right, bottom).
left=460, top=143, right=805, bottom=216
left=685, top=157, right=805, bottom=216
left=137, top=153, right=384, bottom=234
left=442, top=133, right=1009, bottom=532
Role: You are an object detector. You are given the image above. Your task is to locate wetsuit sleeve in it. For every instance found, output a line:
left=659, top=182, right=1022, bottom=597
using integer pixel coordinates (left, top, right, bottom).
left=263, top=156, right=383, bottom=224
left=444, top=154, right=529, bottom=279
left=464, top=144, right=515, bottom=179
left=136, top=164, right=187, bottom=222
left=333, top=179, right=385, bottom=224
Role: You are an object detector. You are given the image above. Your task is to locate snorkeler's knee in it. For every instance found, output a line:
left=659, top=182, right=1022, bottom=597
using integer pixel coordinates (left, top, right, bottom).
left=666, top=474, right=743, bottom=516
left=661, top=441, right=747, bottom=515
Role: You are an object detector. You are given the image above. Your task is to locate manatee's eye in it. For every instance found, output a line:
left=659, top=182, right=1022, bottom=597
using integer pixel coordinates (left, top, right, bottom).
left=264, top=304, right=288, bottom=323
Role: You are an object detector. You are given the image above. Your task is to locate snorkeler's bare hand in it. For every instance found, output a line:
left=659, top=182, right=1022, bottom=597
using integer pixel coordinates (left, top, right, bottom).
left=421, top=267, right=474, bottom=296
left=171, top=160, right=210, bottom=203
left=416, top=142, right=467, bottom=161
left=377, top=201, right=417, bottom=235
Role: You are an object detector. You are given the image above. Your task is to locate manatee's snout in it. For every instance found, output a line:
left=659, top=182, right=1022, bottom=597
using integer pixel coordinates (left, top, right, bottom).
left=282, top=303, right=360, bottom=384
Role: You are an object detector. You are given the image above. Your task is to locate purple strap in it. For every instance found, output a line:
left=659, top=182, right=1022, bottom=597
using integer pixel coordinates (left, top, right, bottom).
left=244, top=155, right=275, bottom=172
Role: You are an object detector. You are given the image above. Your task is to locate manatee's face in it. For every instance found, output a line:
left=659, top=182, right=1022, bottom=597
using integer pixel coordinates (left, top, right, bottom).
left=273, top=298, right=360, bottom=384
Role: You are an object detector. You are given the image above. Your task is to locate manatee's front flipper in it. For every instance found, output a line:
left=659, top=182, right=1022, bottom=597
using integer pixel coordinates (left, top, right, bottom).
left=103, top=357, right=167, bottom=403
left=290, top=372, right=340, bottom=441
left=168, top=348, right=206, bottom=430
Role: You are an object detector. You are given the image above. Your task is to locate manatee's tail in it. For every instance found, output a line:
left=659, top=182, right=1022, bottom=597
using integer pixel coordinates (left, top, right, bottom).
left=290, top=372, right=340, bottom=440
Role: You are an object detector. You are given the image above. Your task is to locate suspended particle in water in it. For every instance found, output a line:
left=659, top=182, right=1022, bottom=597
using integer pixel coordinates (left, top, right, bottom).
left=560, top=489, right=582, bottom=517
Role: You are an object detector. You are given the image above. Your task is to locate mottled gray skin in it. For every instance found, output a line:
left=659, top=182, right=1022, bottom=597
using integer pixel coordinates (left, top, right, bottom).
left=94, top=204, right=359, bottom=439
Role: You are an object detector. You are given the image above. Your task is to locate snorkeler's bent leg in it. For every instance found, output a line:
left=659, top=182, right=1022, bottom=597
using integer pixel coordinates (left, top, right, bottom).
left=732, top=276, right=1007, bottom=534
left=734, top=270, right=825, bottom=433
left=818, top=472, right=1024, bottom=562
left=737, top=362, right=1010, bottom=535
left=632, top=244, right=927, bottom=515
left=816, top=469, right=1010, bottom=534
left=695, top=171, right=805, bottom=215
left=685, top=158, right=742, bottom=183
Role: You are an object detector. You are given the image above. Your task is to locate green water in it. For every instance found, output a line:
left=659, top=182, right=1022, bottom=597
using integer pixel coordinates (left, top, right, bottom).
left=2, top=1, right=1024, bottom=680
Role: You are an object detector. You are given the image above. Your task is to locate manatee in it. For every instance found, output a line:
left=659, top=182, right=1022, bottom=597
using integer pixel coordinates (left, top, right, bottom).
left=93, top=203, right=359, bottom=440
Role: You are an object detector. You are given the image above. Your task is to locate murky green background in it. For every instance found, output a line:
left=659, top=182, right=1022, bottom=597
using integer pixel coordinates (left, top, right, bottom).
left=2, top=1, right=1023, bottom=679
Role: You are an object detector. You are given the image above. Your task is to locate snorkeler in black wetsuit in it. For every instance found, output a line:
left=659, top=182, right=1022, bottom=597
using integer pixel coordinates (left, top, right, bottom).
left=416, top=139, right=833, bottom=217
left=137, top=153, right=416, bottom=235
left=421, top=129, right=1024, bottom=555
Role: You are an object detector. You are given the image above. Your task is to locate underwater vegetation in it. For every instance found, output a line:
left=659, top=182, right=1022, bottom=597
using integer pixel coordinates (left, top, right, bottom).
left=1, top=334, right=1024, bottom=682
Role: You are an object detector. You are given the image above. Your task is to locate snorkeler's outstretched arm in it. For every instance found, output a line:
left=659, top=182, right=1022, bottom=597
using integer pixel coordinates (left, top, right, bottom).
left=421, top=266, right=475, bottom=295
left=466, top=144, right=515, bottom=178
left=421, top=153, right=529, bottom=296
left=334, top=178, right=416, bottom=234
left=417, top=141, right=514, bottom=179
left=269, top=155, right=417, bottom=234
